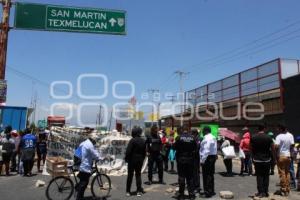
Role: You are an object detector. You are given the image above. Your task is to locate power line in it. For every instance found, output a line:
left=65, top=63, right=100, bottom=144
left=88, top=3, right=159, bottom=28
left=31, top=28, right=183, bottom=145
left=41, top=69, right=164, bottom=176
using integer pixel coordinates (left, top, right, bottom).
left=182, top=19, right=300, bottom=71
left=157, top=20, right=300, bottom=91
left=191, top=33, right=300, bottom=75
left=189, top=27, right=300, bottom=73
left=166, top=95, right=177, bottom=104
left=158, top=74, right=178, bottom=91
left=155, top=73, right=174, bottom=89
left=7, top=65, right=71, bottom=95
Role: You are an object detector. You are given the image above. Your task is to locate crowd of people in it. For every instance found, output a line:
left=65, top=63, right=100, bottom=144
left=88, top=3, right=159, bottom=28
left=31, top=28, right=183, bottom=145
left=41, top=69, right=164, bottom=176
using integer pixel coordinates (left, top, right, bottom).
left=1, top=123, right=299, bottom=200
left=124, top=124, right=300, bottom=200
left=125, top=125, right=216, bottom=199
left=0, top=126, right=48, bottom=176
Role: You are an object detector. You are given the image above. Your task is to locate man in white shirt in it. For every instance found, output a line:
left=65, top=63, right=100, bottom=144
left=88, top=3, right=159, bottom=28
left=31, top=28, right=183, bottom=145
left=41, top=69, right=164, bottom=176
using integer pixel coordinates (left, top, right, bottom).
left=274, top=124, right=295, bottom=196
left=76, top=135, right=102, bottom=200
left=200, top=126, right=217, bottom=198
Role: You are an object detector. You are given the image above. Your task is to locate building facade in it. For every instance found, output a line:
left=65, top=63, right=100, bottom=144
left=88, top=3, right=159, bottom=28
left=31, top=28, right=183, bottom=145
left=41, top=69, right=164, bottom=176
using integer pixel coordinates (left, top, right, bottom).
left=161, top=58, right=300, bottom=136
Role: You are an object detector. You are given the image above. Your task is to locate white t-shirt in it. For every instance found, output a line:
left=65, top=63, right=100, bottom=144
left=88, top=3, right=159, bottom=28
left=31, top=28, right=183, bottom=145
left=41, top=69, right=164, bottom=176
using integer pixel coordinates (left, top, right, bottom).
left=275, top=132, right=294, bottom=157
left=200, top=133, right=217, bottom=163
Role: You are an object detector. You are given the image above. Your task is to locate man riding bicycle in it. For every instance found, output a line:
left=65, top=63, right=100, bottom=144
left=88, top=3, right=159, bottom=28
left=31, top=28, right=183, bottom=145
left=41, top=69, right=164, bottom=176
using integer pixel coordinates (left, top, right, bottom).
left=75, top=133, right=102, bottom=200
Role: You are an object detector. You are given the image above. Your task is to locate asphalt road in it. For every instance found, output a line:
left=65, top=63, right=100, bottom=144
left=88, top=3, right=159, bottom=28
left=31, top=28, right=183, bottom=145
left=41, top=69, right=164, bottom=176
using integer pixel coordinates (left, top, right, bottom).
left=0, top=159, right=299, bottom=200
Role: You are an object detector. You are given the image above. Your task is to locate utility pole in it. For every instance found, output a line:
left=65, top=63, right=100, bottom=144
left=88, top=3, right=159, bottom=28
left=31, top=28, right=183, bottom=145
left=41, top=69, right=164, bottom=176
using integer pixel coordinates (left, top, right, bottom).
left=30, top=91, right=37, bottom=125
left=147, top=89, right=159, bottom=126
left=0, top=0, right=11, bottom=80
left=99, top=105, right=103, bottom=126
left=96, top=105, right=103, bottom=130
left=157, top=102, right=161, bottom=129
left=166, top=95, right=177, bottom=117
left=95, top=117, right=98, bottom=128
left=108, top=109, right=113, bottom=132
left=174, top=70, right=189, bottom=127
left=128, top=97, right=136, bottom=133
left=167, top=95, right=177, bottom=104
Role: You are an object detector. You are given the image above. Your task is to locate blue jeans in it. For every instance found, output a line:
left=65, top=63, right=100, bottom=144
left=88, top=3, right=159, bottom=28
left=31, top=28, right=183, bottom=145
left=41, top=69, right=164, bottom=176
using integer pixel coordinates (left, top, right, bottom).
left=241, top=151, right=252, bottom=175
left=290, top=159, right=296, bottom=187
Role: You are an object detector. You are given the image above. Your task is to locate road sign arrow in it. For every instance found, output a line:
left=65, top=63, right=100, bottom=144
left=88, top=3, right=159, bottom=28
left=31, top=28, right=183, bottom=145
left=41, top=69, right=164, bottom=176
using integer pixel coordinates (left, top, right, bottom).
left=109, top=18, right=117, bottom=27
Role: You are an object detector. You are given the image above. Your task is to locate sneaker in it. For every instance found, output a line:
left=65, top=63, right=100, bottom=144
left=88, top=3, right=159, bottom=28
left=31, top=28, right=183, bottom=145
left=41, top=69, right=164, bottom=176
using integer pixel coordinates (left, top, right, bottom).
left=126, top=192, right=131, bottom=197
left=137, top=192, right=142, bottom=197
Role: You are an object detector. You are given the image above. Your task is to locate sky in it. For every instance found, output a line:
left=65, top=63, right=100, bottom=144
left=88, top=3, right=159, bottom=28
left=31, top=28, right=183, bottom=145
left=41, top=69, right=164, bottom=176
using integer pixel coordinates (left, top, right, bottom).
left=2, top=0, right=300, bottom=126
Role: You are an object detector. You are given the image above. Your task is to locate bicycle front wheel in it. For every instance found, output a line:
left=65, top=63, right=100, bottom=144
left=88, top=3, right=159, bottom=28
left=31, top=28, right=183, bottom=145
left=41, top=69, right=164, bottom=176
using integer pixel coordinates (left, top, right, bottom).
left=46, top=176, right=74, bottom=200
left=91, top=174, right=111, bottom=198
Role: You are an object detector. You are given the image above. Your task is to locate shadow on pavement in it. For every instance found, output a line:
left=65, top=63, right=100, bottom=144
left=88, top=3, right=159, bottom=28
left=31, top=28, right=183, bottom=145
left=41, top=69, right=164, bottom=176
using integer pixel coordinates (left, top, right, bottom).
left=144, top=180, right=165, bottom=185
left=169, top=182, right=179, bottom=186
left=218, top=172, right=240, bottom=177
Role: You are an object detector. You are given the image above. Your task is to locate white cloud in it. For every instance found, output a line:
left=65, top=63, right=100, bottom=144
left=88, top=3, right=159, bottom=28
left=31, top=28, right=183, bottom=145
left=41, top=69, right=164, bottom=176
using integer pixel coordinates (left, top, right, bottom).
left=53, top=103, right=78, bottom=110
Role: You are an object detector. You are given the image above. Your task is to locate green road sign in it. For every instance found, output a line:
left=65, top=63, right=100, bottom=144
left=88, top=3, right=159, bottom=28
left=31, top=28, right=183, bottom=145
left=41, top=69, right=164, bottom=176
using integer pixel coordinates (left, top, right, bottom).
left=14, top=2, right=126, bottom=35
left=38, top=119, right=47, bottom=129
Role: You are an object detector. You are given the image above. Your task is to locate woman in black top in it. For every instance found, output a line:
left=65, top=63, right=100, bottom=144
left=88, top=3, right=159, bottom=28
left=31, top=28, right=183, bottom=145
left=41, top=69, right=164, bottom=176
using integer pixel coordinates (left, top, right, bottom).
left=125, top=127, right=146, bottom=197
left=36, top=134, right=47, bottom=172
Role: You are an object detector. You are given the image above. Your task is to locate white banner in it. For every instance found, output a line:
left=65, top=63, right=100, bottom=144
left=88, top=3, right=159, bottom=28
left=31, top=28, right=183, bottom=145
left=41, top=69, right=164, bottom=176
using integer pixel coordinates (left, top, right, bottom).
left=46, top=127, right=134, bottom=176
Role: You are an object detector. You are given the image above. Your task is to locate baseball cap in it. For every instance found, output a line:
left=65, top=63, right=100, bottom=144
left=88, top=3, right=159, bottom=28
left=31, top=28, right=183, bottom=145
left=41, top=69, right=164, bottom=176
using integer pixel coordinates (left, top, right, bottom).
left=11, top=130, right=18, bottom=137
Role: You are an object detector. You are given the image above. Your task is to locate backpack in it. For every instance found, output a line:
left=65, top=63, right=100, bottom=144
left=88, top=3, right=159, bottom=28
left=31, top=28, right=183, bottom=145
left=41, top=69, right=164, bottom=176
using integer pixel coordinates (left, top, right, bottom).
left=73, top=146, right=82, bottom=166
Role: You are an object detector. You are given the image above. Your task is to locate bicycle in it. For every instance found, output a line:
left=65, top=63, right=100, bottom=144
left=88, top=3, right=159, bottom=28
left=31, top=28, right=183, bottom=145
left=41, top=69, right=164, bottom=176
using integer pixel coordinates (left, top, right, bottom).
left=46, top=161, right=111, bottom=200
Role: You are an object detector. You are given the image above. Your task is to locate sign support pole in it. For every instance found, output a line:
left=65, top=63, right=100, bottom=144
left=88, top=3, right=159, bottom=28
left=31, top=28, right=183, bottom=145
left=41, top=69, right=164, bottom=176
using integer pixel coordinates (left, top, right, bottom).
left=0, top=0, right=11, bottom=80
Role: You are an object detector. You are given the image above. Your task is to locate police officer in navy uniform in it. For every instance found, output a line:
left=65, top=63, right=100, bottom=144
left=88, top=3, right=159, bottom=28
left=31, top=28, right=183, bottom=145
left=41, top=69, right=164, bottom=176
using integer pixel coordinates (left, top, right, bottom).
left=192, top=128, right=201, bottom=194
left=146, top=125, right=165, bottom=184
left=175, top=125, right=197, bottom=200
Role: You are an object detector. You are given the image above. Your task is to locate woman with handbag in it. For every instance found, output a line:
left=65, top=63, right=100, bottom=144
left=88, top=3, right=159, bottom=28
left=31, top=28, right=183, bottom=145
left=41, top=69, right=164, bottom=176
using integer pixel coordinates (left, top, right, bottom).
left=220, top=137, right=233, bottom=176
